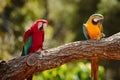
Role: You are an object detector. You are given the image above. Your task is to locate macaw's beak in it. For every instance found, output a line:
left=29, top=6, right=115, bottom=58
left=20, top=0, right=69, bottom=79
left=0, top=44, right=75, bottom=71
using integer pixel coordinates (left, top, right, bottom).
left=39, top=26, right=43, bottom=30
left=99, top=18, right=104, bottom=23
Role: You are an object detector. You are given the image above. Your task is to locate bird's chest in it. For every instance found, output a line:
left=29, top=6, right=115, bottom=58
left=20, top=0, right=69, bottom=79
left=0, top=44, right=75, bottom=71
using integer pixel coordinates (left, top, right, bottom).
left=32, top=31, right=44, bottom=45
left=86, top=25, right=101, bottom=39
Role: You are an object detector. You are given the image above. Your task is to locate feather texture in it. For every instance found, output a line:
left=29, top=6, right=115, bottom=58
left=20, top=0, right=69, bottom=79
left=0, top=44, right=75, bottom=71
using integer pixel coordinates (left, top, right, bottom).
left=24, top=36, right=32, bottom=55
left=82, top=24, right=89, bottom=40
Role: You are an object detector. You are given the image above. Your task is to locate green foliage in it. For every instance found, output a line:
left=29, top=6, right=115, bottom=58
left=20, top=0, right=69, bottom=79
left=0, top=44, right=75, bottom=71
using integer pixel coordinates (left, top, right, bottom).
left=33, top=62, right=105, bottom=80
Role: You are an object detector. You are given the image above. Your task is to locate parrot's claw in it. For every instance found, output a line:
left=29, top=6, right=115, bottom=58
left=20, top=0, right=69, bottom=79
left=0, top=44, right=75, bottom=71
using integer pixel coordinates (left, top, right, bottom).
left=101, top=33, right=105, bottom=38
left=36, top=52, right=41, bottom=55
left=44, top=50, right=48, bottom=53
left=42, top=48, right=49, bottom=53
left=35, top=49, right=48, bottom=55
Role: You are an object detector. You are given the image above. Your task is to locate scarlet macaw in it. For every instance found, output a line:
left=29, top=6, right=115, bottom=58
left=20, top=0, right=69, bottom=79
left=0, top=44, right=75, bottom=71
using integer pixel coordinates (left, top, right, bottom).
left=21, top=19, right=48, bottom=56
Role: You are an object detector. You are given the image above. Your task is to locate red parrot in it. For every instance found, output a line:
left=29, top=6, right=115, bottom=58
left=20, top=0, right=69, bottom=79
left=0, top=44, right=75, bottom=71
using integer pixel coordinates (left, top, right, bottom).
left=21, top=19, right=48, bottom=56
left=21, top=19, right=48, bottom=80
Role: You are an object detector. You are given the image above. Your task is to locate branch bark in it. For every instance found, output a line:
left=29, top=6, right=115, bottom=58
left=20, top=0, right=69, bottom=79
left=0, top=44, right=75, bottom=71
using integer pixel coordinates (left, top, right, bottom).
left=0, top=32, right=120, bottom=80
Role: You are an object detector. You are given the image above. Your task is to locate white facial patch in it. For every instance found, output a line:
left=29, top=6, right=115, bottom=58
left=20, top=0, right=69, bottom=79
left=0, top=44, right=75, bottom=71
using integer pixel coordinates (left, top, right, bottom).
left=43, top=23, right=47, bottom=30
left=93, top=18, right=99, bottom=22
left=38, top=22, right=42, bottom=29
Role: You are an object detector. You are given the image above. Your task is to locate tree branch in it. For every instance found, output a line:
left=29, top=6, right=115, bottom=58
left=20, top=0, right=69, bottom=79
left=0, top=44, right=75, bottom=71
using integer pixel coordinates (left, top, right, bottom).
left=0, top=32, right=120, bottom=80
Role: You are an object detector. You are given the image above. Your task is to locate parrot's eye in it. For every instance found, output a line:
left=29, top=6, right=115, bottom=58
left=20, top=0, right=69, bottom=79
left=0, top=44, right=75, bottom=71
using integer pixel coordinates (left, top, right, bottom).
left=92, top=18, right=98, bottom=25
left=38, top=22, right=43, bottom=30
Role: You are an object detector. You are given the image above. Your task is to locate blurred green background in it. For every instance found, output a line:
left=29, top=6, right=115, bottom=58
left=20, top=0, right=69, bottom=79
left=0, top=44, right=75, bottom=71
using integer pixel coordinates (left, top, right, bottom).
left=0, top=0, right=120, bottom=80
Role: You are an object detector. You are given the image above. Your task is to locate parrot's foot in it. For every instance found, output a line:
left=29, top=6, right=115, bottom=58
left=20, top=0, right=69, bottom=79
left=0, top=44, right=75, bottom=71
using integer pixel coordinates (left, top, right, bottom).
left=43, top=49, right=48, bottom=53
left=35, top=48, right=49, bottom=55
left=101, top=33, right=105, bottom=38
left=42, top=48, right=49, bottom=53
left=35, top=52, right=41, bottom=55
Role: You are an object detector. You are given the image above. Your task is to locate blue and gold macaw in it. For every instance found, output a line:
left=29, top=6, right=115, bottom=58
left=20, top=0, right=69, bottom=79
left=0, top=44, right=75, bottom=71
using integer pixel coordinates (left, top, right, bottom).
left=83, top=13, right=105, bottom=40
left=82, top=13, right=105, bottom=80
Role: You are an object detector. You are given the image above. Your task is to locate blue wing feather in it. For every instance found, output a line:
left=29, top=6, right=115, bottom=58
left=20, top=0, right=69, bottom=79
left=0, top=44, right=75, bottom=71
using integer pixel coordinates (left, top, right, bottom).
left=24, top=36, right=32, bottom=55
left=82, top=24, right=89, bottom=40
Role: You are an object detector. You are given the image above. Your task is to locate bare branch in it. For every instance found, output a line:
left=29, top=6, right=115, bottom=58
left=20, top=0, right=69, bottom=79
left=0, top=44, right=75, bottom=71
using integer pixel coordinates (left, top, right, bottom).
left=0, top=32, right=120, bottom=80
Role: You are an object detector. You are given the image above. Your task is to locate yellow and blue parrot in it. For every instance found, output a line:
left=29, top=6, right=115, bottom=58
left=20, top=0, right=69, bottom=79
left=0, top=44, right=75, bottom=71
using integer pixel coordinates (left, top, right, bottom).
left=83, top=13, right=105, bottom=40
left=82, top=13, right=105, bottom=80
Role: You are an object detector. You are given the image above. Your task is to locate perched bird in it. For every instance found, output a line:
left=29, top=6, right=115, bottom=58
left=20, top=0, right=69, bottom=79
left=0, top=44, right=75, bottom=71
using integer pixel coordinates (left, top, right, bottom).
left=21, top=19, right=48, bottom=80
left=83, top=13, right=105, bottom=40
left=21, top=19, right=48, bottom=56
left=82, top=13, right=105, bottom=80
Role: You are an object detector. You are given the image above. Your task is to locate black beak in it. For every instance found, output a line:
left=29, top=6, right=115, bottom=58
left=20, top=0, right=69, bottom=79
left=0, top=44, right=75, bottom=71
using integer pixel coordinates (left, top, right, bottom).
left=39, top=27, right=43, bottom=30
left=39, top=25, right=43, bottom=30
left=99, top=19, right=104, bottom=23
